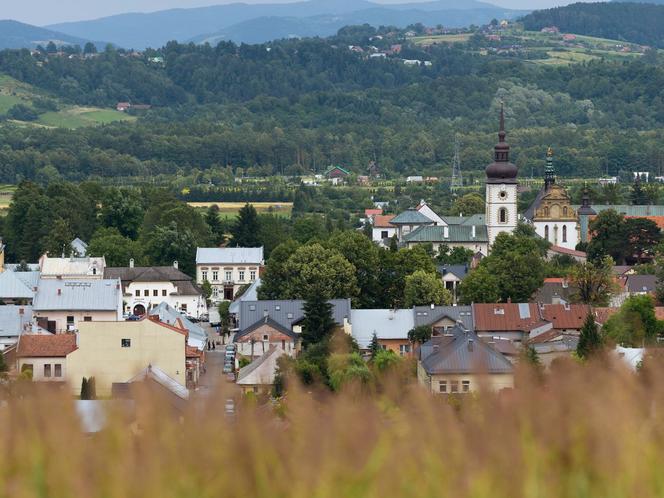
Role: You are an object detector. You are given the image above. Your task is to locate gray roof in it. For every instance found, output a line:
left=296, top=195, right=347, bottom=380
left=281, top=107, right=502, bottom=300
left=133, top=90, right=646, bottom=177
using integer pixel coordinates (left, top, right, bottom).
left=71, top=238, right=88, bottom=256
left=532, top=282, right=574, bottom=304
left=0, top=270, right=40, bottom=299
left=442, top=214, right=486, bottom=226
left=196, top=247, right=264, bottom=265
left=413, top=306, right=474, bottom=330
left=403, top=225, right=488, bottom=243
left=523, top=187, right=547, bottom=221
left=390, top=209, right=432, bottom=225
left=627, top=274, right=658, bottom=293
left=229, top=278, right=262, bottom=314
left=4, top=263, right=40, bottom=272
left=33, top=278, right=122, bottom=311
left=351, top=309, right=415, bottom=348
left=236, top=316, right=299, bottom=341
left=420, top=325, right=513, bottom=375
left=236, top=346, right=287, bottom=386
left=238, top=299, right=351, bottom=332
left=105, top=266, right=202, bottom=297
left=574, top=205, right=664, bottom=217
left=149, top=302, right=207, bottom=348
left=0, top=306, right=32, bottom=337
left=438, top=265, right=469, bottom=280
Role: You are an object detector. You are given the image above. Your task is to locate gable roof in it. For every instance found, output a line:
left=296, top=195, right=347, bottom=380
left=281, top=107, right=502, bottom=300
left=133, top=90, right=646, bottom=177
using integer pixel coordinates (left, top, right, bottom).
left=33, top=279, right=122, bottom=311
left=104, top=266, right=202, bottom=297
left=229, top=278, right=262, bottom=314
left=373, top=214, right=396, bottom=228
left=413, top=305, right=474, bottom=329
left=541, top=304, right=590, bottom=330
left=148, top=302, right=206, bottom=349
left=325, top=165, right=350, bottom=176
left=473, top=303, right=547, bottom=332
left=532, top=280, right=574, bottom=305
left=390, top=209, right=432, bottom=225
left=403, top=225, right=489, bottom=244
left=127, top=365, right=189, bottom=400
left=71, top=238, right=88, bottom=256
left=420, top=326, right=513, bottom=375
left=626, top=274, right=657, bottom=293
left=0, top=270, right=39, bottom=299
left=40, top=256, right=105, bottom=278
left=17, top=334, right=78, bottom=358
left=350, top=309, right=415, bottom=348
left=236, top=346, right=287, bottom=386
left=235, top=316, right=299, bottom=341
left=238, top=299, right=351, bottom=332
left=196, top=247, right=264, bottom=265
left=438, top=265, right=469, bottom=280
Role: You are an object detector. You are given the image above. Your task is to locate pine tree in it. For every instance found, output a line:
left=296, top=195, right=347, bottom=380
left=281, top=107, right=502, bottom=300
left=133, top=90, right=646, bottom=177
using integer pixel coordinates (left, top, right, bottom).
left=301, top=293, right=335, bottom=348
left=80, top=377, right=89, bottom=400
left=369, top=332, right=380, bottom=359
left=389, top=235, right=398, bottom=252
left=206, top=205, right=225, bottom=245
left=577, top=313, right=603, bottom=360
left=88, top=377, right=97, bottom=400
left=230, top=204, right=260, bottom=247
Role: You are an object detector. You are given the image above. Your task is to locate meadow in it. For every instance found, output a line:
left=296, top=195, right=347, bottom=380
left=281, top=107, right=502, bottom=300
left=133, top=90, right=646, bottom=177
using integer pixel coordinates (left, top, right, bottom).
left=188, top=201, right=293, bottom=219
left=3, top=359, right=664, bottom=497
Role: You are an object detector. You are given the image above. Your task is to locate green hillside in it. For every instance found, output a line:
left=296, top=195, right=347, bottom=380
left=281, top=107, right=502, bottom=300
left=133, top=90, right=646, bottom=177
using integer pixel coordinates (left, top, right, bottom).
left=0, top=74, right=134, bottom=129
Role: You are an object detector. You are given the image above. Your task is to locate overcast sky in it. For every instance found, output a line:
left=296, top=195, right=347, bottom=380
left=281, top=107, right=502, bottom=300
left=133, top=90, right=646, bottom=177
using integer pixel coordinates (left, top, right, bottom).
left=7, top=0, right=579, bottom=26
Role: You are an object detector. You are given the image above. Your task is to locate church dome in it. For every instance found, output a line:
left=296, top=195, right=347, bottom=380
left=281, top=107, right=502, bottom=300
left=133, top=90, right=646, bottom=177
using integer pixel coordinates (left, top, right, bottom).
left=486, top=106, right=518, bottom=184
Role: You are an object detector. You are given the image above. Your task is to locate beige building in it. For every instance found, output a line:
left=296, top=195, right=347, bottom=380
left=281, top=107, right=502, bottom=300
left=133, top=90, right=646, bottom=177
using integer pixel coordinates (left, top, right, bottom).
left=196, top=247, right=264, bottom=302
left=66, top=317, right=187, bottom=397
left=32, top=279, right=123, bottom=333
left=417, top=326, right=514, bottom=394
left=15, top=334, right=78, bottom=382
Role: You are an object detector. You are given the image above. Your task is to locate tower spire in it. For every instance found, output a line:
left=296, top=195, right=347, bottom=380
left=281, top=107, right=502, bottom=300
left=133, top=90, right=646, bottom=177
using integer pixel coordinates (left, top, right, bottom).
left=498, top=101, right=506, bottom=143
left=544, top=147, right=555, bottom=190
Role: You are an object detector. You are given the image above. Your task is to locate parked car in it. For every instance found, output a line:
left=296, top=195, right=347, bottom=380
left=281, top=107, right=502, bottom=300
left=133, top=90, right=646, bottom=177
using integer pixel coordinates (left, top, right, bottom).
left=223, top=363, right=234, bottom=374
left=125, top=315, right=141, bottom=321
left=225, top=344, right=236, bottom=352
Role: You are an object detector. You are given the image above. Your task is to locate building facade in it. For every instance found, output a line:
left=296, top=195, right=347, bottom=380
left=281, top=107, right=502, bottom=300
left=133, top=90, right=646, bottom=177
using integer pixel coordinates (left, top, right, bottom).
left=196, top=247, right=264, bottom=302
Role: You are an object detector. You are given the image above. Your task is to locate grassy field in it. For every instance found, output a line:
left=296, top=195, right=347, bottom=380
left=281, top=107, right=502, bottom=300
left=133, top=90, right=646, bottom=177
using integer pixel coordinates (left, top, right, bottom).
left=188, top=201, right=293, bottom=219
left=411, top=33, right=472, bottom=46
left=38, top=107, right=135, bottom=129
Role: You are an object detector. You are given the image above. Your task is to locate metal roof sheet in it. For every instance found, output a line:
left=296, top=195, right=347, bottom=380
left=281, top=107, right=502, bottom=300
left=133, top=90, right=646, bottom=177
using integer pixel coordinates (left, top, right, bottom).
left=0, top=306, right=32, bottom=336
left=403, top=225, right=488, bottom=243
left=0, top=270, right=39, bottom=299
left=238, top=299, right=351, bottom=331
left=196, top=247, right=264, bottom=265
left=413, top=305, right=474, bottom=330
left=351, top=309, right=415, bottom=348
left=33, top=278, right=122, bottom=311
left=390, top=209, right=432, bottom=225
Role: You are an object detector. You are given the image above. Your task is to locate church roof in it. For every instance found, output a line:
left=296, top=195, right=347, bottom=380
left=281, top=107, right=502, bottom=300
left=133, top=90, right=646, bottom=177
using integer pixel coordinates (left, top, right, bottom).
left=390, top=209, right=432, bottom=225
left=523, top=187, right=548, bottom=221
left=403, top=225, right=488, bottom=244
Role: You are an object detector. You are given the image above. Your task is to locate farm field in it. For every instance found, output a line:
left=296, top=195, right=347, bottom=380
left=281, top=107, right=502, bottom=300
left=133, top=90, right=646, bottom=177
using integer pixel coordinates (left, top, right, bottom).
left=411, top=33, right=472, bottom=46
left=0, top=185, right=16, bottom=212
left=38, top=107, right=135, bottom=128
left=188, top=201, right=293, bottom=219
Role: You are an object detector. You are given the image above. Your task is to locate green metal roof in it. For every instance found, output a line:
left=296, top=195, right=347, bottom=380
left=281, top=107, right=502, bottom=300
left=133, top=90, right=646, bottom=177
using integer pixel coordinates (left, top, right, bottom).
left=390, top=209, right=432, bottom=225
left=325, top=165, right=350, bottom=176
left=403, top=224, right=488, bottom=243
left=441, top=214, right=486, bottom=226
left=571, top=205, right=664, bottom=217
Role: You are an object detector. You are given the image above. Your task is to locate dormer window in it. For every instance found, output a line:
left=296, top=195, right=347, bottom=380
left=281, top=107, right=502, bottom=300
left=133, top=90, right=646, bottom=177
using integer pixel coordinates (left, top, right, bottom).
left=494, top=308, right=505, bottom=315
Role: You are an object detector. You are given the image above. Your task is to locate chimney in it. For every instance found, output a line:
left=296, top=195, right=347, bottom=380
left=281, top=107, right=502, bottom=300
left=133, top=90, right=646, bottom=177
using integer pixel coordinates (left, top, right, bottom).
left=18, top=308, right=24, bottom=315
left=471, top=225, right=476, bottom=238
left=443, top=226, right=449, bottom=238
left=388, top=309, right=395, bottom=320
left=129, top=258, right=134, bottom=268
left=173, top=261, right=179, bottom=270
left=468, top=338, right=474, bottom=352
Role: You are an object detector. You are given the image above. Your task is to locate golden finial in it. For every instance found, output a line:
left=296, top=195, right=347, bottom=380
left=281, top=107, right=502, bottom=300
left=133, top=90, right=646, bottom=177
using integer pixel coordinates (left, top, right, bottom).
left=547, top=147, right=554, bottom=157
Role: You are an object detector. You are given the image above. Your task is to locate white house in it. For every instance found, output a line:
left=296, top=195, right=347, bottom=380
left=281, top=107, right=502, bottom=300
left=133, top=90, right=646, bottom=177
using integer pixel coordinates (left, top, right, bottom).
left=105, top=261, right=206, bottom=318
left=196, top=247, right=264, bottom=302
left=39, top=255, right=105, bottom=279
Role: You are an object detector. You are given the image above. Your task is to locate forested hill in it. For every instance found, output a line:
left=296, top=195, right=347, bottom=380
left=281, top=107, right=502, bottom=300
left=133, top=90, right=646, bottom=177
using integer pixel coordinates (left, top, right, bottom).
left=521, top=2, right=664, bottom=48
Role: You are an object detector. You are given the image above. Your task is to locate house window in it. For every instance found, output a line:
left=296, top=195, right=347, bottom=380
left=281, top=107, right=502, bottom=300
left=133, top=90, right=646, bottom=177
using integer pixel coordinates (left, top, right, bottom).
left=212, top=287, right=219, bottom=297
left=153, top=289, right=159, bottom=297
left=263, top=334, right=269, bottom=341
left=287, top=313, right=293, bottom=319
left=202, top=270, right=208, bottom=281
left=438, top=381, right=447, bottom=393
left=275, top=305, right=281, bottom=311
left=162, top=290, right=167, bottom=296
left=121, top=339, right=131, bottom=348
left=144, top=290, right=149, bottom=297
left=239, top=270, right=245, bottom=282
left=181, top=304, right=187, bottom=312
left=399, top=344, right=411, bottom=356
left=44, top=364, right=51, bottom=378
left=54, top=364, right=62, bottom=377
left=462, top=380, right=470, bottom=393
left=66, top=316, right=74, bottom=325
left=249, top=305, right=256, bottom=311
left=135, top=290, right=140, bottom=297
left=381, top=230, right=388, bottom=239
left=225, top=271, right=232, bottom=282
left=499, top=208, right=507, bottom=224
left=83, top=316, right=92, bottom=322
left=544, top=225, right=549, bottom=241
left=250, top=270, right=256, bottom=281
left=562, top=225, right=567, bottom=243
left=212, top=271, right=219, bottom=281
left=281, top=340, right=286, bottom=349
left=450, top=380, right=459, bottom=393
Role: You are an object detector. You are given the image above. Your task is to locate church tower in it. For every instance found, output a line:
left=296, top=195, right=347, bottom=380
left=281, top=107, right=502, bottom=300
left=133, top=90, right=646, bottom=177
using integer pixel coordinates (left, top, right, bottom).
left=485, top=105, right=518, bottom=247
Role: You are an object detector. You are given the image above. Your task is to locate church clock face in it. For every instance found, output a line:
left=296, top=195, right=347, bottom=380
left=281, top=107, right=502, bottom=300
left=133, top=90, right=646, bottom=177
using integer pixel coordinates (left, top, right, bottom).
left=498, top=190, right=507, bottom=200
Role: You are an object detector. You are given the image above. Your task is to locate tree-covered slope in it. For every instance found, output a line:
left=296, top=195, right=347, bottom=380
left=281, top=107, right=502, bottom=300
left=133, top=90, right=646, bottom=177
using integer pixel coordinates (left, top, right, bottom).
left=521, top=2, right=664, bottom=48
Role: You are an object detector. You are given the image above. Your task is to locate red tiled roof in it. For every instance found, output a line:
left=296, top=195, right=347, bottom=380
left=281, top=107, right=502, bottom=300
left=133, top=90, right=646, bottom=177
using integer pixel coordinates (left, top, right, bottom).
left=373, top=214, right=396, bottom=228
left=544, top=278, right=565, bottom=284
left=186, top=345, right=203, bottom=358
left=472, top=303, right=546, bottom=332
left=529, top=329, right=564, bottom=344
left=17, top=334, right=77, bottom=358
left=594, top=307, right=619, bottom=325
left=541, top=304, right=590, bottom=330
left=549, top=245, right=587, bottom=258
left=655, top=307, right=664, bottom=320
left=365, top=209, right=382, bottom=217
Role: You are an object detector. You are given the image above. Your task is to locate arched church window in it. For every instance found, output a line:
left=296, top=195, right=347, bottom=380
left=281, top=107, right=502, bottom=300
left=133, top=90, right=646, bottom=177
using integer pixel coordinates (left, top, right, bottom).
left=544, top=225, right=549, bottom=240
left=563, top=206, right=568, bottom=217
left=562, top=225, right=567, bottom=243
left=499, top=208, right=507, bottom=224
left=543, top=207, right=549, bottom=217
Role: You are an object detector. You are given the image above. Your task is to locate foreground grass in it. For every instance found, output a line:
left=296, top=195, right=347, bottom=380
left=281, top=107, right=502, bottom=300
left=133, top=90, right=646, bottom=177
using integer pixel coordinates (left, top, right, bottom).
left=3, top=360, right=664, bottom=497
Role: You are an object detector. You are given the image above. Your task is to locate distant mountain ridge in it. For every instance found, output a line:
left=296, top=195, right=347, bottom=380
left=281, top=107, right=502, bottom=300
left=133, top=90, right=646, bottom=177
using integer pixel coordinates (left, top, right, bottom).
left=0, top=20, right=96, bottom=50
left=46, top=0, right=526, bottom=49
left=521, top=2, right=664, bottom=48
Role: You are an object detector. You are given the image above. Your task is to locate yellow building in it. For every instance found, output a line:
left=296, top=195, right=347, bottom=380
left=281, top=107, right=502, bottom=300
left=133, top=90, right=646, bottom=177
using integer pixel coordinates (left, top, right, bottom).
left=66, top=317, right=187, bottom=397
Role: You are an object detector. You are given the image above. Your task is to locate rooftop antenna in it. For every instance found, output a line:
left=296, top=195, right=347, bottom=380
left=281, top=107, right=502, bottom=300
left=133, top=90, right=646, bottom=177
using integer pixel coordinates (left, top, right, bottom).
left=451, top=134, right=462, bottom=190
